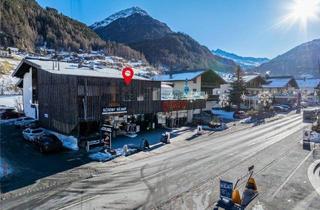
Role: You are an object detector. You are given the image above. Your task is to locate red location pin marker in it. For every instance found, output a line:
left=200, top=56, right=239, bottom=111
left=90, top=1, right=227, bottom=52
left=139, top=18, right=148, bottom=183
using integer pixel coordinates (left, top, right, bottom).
left=122, top=67, right=134, bottom=85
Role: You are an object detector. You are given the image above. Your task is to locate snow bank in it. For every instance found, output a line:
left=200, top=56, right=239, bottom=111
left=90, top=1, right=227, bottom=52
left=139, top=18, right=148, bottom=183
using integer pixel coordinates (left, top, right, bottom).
left=46, top=130, right=79, bottom=151
left=88, top=152, right=113, bottom=162
left=0, top=158, right=12, bottom=179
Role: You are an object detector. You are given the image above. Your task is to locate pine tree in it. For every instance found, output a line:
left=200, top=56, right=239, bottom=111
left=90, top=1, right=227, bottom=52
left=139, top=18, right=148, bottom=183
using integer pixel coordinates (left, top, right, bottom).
left=229, top=66, right=246, bottom=110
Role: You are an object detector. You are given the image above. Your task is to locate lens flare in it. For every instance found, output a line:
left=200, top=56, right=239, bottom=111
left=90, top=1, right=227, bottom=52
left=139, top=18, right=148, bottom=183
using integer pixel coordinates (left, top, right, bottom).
left=278, top=0, right=320, bottom=31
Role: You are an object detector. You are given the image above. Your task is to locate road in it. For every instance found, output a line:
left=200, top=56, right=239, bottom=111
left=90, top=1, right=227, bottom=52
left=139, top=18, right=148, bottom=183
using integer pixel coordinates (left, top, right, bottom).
left=1, top=112, right=320, bottom=210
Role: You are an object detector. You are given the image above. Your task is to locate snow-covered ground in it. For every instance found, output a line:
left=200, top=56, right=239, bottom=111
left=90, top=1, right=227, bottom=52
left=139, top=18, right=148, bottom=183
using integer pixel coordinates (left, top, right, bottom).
left=46, top=130, right=79, bottom=151
left=0, top=95, right=22, bottom=108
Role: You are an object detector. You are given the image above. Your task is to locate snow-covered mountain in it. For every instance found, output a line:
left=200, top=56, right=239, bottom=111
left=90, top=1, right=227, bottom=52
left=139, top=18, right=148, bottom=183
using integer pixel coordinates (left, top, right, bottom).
left=212, top=49, right=269, bottom=69
left=90, top=7, right=148, bottom=30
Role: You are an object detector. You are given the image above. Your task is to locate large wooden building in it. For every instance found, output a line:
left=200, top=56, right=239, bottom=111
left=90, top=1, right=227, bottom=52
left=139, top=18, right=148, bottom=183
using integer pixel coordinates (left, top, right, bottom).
left=13, top=59, right=205, bottom=138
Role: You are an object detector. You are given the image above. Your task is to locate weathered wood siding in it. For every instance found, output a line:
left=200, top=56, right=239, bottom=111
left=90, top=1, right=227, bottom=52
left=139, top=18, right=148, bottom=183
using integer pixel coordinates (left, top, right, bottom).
left=37, top=70, right=78, bottom=134
left=37, top=71, right=162, bottom=134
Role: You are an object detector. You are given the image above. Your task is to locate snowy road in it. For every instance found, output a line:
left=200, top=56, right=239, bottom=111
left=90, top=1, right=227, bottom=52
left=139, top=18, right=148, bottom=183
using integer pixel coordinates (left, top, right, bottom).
left=1, top=113, right=320, bottom=210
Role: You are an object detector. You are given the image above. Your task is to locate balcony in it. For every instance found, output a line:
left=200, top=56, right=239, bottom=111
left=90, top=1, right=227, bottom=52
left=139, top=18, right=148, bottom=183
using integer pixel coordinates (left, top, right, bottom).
left=161, top=90, right=207, bottom=101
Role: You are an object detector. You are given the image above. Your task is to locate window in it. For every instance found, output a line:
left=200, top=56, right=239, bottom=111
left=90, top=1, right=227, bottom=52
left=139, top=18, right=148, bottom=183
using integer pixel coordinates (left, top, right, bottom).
left=152, top=88, right=160, bottom=100
left=193, top=89, right=197, bottom=92
left=137, top=94, right=144, bottom=101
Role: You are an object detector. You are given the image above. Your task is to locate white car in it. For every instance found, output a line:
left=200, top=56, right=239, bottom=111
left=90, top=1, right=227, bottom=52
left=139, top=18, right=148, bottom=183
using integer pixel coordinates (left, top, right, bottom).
left=14, top=117, right=36, bottom=128
left=22, top=128, right=46, bottom=142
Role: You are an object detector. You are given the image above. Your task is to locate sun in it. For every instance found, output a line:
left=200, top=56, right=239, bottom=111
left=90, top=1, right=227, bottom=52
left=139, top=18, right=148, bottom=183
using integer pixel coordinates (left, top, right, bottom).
left=285, top=0, right=320, bottom=30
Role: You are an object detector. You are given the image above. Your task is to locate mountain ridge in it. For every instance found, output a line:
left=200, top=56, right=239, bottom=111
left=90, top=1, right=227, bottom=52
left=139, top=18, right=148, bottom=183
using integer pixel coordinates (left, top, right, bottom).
left=212, top=49, right=269, bottom=69
left=92, top=8, right=238, bottom=72
left=254, top=39, right=320, bottom=77
left=0, top=0, right=146, bottom=61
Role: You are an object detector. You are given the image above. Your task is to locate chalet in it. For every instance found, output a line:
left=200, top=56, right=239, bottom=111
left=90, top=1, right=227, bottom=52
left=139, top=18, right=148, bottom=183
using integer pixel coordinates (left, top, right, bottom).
left=152, top=69, right=224, bottom=126
left=262, top=76, right=299, bottom=105
left=296, top=78, right=320, bottom=104
left=13, top=58, right=165, bottom=139
left=242, top=75, right=267, bottom=109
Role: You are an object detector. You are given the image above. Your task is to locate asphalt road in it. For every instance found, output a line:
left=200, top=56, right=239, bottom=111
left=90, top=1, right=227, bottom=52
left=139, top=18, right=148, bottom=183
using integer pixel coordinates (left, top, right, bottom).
left=1, top=112, right=320, bottom=210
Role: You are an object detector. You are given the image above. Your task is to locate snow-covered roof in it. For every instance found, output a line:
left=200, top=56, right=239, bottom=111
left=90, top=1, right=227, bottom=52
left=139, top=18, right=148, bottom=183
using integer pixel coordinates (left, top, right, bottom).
left=215, top=71, right=234, bottom=83
left=262, top=77, right=295, bottom=88
left=296, top=79, right=320, bottom=88
left=13, top=59, right=148, bottom=80
left=242, top=75, right=262, bottom=83
left=152, top=70, right=205, bottom=81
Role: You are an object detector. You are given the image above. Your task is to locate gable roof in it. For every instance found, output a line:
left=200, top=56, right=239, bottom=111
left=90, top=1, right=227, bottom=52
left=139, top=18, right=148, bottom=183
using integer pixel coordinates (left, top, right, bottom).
left=242, top=75, right=265, bottom=83
left=12, top=58, right=148, bottom=80
left=262, top=76, right=298, bottom=88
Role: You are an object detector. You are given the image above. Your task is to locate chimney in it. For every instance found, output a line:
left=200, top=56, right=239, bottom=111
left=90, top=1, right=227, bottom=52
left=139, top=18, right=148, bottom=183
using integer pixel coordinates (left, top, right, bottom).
left=90, top=62, right=95, bottom=70
left=78, top=61, right=83, bottom=68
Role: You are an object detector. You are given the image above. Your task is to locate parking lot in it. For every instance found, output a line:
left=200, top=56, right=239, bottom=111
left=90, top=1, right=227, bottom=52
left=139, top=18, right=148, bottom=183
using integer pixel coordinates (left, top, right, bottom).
left=0, top=124, right=91, bottom=193
left=0, top=123, right=177, bottom=193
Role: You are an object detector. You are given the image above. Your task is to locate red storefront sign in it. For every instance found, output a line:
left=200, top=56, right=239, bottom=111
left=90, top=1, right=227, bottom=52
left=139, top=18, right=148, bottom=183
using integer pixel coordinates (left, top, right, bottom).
left=162, top=100, right=188, bottom=112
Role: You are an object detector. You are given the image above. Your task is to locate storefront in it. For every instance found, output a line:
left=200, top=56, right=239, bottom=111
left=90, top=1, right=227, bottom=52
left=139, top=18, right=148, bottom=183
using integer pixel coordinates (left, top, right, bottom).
left=158, top=99, right=206, bottom=128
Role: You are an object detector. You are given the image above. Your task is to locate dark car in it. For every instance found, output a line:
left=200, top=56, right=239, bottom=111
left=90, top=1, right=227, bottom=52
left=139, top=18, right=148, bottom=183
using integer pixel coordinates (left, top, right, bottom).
left=35, top=134, right=63, bottom=153
left=272, top=105, right=289, bottom=112
left=233, top=111, right=247, bottom=119
left=0, top=110, right=23, bottom=119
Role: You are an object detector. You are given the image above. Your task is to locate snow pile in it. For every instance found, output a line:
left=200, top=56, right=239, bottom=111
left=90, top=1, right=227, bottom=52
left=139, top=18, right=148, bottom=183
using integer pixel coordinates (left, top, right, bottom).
left=114, top=148, right=124, bottom=156
left=0, top=158, right=12, bottom=179
left=89, top=152, right=113, bottom=162
left=46, top=130, right=79, bottom=151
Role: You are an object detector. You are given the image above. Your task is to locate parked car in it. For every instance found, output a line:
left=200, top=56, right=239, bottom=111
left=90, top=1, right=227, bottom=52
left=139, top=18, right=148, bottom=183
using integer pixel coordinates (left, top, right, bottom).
left=0, top=109, right=22, bottom=120
left=252, top=118, right=265, bottom=126
left=240, top=117, right=256, bottom=124
left=22, top=128, right=46, bottom=142
left=34, top=134, right=63, bottom=153
left=301, top=101, right=308, bottom=108
left=14, top=117, right=37, bottom=128
left=279, top=104, right=292, bottom=110
left=272, top=105, right=289, bottom=112
left=233, top=111, right=247, bottom=119
left=204, top=122, right=228, bottom=131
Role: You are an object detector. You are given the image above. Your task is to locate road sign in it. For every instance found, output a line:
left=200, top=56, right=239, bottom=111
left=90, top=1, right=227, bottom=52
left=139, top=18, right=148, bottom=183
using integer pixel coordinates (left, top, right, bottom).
left=220, top=180, right=233, bottom=199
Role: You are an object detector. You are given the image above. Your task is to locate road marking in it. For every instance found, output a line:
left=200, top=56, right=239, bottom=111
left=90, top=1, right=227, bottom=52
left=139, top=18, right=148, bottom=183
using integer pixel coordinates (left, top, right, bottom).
left=58, top=195, right=100, bottom=210
left=272, top=150, right=313, bottom=199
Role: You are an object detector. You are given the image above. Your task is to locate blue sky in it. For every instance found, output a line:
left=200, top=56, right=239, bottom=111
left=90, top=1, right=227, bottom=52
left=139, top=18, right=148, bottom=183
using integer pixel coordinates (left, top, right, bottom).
left=36, top=0, right=320, bottom=59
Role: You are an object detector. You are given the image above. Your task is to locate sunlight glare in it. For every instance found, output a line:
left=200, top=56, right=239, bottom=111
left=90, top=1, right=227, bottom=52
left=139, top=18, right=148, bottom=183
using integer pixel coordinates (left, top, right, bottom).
left=280, top=0, right=320, bottom=31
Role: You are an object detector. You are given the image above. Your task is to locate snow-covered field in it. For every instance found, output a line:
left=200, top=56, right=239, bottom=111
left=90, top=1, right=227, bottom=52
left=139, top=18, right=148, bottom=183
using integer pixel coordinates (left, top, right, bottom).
left=0, top=95, right=22, bottom=108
